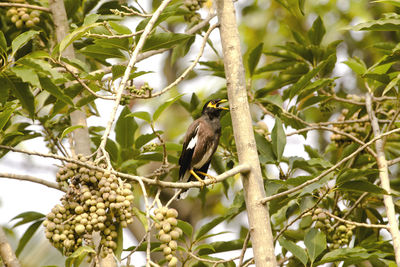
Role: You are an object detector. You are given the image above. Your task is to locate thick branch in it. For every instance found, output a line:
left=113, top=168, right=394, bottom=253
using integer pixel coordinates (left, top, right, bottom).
left=0, top=173, right=65, bottom=192
left=0, top=145, right=250, bottom=188
left=365, top=92, right=400, bottom=265
left=216, top=0, right=277, bottom=266
left=0, top=227, right=21, bottom=267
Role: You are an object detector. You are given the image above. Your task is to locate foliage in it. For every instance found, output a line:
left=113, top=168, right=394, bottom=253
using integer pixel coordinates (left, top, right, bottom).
left=1, top=0, right=400, bottom=266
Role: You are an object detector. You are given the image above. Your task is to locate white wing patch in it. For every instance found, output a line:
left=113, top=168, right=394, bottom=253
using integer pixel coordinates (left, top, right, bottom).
left=187, top=125, right=200, bottom=149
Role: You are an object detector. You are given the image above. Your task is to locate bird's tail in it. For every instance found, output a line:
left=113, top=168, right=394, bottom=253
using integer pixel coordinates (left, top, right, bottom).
left=175, top=188, right=189, bottom=199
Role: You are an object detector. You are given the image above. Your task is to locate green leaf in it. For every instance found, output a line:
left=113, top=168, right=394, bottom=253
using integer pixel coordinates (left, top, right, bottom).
left=114, top=223, right=123, bottom=260
left=11, top=211, right=45, bottom=228
left=350, top=13, right=400, bottom=31
left=248, top=43, right=263, bottom=77
left=177, top=220, right=193, bottom=238
left=254, top=133, right=276, bottom=163
left=271, top=117, right=286, bottom=161
left=304, top=228, right=326, bottom=264
left=197, top=239, right=247, bottom=255
left=319, top=247, right=371, bottom=263
left=374, top=0, right=400, bottom=7
left=382, top=72, right=400, bottom=95
left=336, top=168, right=379, bottom=185
left=195, top=216, right=225, bottom=240
left=308, top=16, right=325, bottom=45
left=132, top=206, right=148, bottom=231
left=286, top=55, right=334, bottom=99
left=298, top=0, right=305, bottom=15
left=11, top=66, right=40, bottom=88
left=60, top=125, right=84, bottom=140
left=142, top=33, right=193, bottom=52
left=278, top=237, right=308, bottom=266
left=39, top=77, right=74, bottom=106
left=256, top=60, right=294, bottom=74
left=59, top=23, right=101, bottom=53
left=127, top=111, right=152, bottom=123
left=65, top=246, right=95, bottom=267
left=10, top=79, right=35, bottom=119
left=0, top=31, right=7, bottom=54
left=0, top=104, right=16, bottom=130
left=83, top=13, right=99, bottom=25
left=338, top=180, right=387, bottom=194
left=11, top=30, right=40, bottom=58
left=115, top=107, right=138, bottom=149
left=343, top=57, right=367, bottom=75
left=153, top=94, right=184, bottom=121
left=15, top=220, right=43, bottom=256
left=135, top=132, right=159, bottom=149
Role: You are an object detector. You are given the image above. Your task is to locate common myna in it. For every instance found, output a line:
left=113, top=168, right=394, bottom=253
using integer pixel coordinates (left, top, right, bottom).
left=177, top=99, right=229, bottom=199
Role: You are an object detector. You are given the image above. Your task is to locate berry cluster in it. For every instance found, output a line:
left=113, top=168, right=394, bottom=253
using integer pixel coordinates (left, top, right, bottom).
left=154, top=207, right=182, bottom=267
left=44, top=155, right=134, bottom=257
left=310, top=208, right=354, bottom=249
left=330, top=109, right=368, bottom=145
left=183, top=0, right=207, bottom=23
left=6, top=7, right=40, bottom=29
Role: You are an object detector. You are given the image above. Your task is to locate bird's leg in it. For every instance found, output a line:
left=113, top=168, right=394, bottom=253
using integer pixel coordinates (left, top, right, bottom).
left=190, top=169, right=205, bottom=188
left=197, top=171, right=217, bottom=185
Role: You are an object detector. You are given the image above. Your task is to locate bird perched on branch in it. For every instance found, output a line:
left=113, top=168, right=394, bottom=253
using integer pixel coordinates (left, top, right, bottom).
left=177, top=99, right=229, bottom=199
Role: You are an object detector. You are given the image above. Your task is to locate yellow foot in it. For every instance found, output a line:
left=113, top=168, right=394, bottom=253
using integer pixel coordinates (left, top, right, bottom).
left=197, top=171, right=217, bottom=188
left=190, top=169, right=205, bottom=189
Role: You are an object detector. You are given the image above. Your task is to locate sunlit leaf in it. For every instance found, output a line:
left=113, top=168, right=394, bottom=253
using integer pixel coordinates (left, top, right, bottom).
left=271, top=117, right=286, bottom=161
left=153, top=94, right=184, bottom=121
left=279, top=237, right=308, bottom=266
left=60, top=125, right=84, bottom=140
left=308, top=16, right=325, bottom=45
left=305, top=228, right=326, bottom=263
left=15, top=220, right=43, bottom=256
left=248, top=43, right=263, bottom=77
left=11, top=30, right=40, bottom=58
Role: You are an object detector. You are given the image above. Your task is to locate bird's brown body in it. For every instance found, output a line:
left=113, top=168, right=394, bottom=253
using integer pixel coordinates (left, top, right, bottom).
left=177, top=99, right=228, bottom=199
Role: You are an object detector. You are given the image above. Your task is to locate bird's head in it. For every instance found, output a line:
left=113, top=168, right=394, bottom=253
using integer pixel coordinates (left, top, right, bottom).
left=202, top=99, right=229, bottom=119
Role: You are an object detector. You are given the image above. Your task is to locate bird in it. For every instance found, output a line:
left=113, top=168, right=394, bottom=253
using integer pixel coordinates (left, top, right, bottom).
left=177, top=99, right=229, bottom=199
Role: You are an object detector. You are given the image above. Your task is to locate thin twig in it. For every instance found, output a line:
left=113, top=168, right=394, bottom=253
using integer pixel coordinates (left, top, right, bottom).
left=0, top=2, right=50, bottom=12
left=274, top=189, right=330, bottom=242
left=98, top=0, right=173, bottom=156
left=0, top=172, right=65, bottom=192
left=132, top=23, right=219, bottom=99
left=238, top=230, right=252, bottom=267
left=86, top=30, right=145, bottom=39
left=259, top=127, right=400, bottom=204
left=53, top=59, right=115, bottom=100
left=324, top=210, right=388, bottom=229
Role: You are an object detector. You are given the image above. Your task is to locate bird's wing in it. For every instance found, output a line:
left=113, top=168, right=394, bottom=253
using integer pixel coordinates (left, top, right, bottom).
left=178, top=120, right=200, bottom=180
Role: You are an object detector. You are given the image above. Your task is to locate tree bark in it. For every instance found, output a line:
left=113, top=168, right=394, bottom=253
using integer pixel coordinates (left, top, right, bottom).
left=215, top=0, right=277, bottom=266
left=48, top=1, right=112, bottom=266
left=0, top=227, right=21, bottom=267
left=49, top=0, right=91, bottom=156
left=366, top=93, right=400, bottom=266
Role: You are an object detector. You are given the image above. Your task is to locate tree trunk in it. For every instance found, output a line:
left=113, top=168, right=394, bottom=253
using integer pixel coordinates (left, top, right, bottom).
left=215, top=0, right=277, bottom=266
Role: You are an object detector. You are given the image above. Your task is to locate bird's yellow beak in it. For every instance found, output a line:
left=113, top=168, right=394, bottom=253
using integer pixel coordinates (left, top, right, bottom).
left=217, top=99, right=229, bottom=110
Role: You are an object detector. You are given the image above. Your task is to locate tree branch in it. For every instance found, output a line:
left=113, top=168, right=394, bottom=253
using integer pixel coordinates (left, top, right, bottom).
left=324, top=210, right=389, bottom=229
left=0, top=145, right=250, bottom=188
left=365, top=92, right=400, bottom=265
left=216, top=0, right=277, bottom=266
left=0, top=2, right=49, bottom=12
left=98, top=0, right=173, bottom=156
left=0, top=173, right=65, bottom=192
left=0, top=227, right=21, bottom=267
